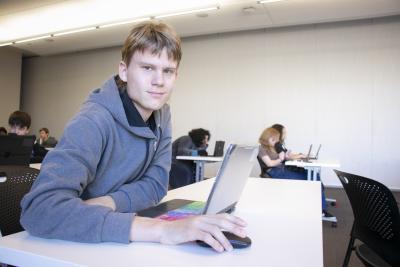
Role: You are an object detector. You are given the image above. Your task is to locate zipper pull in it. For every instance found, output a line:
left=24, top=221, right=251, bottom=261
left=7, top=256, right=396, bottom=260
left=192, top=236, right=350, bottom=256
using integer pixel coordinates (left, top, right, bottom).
left=154, top=141, right=158, bottom=151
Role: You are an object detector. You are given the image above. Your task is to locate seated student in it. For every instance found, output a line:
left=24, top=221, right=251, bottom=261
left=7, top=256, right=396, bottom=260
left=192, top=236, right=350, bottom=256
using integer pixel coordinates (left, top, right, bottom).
left=172, top=128, right=210, bottom=157
left=8, top=111, right=31, bottom=136
left=271, top=123, right=306, bottom=161
left=20, top=22, right=246, bottom=253
left=0, top=127, right=7, bottom=135
left=258, top=127, right=333, bottom=218
left=36, top=127, right=58, bottom=148
left=170, top=128, right=211, bottom=189
left=8, top=110, right=47, bottom=163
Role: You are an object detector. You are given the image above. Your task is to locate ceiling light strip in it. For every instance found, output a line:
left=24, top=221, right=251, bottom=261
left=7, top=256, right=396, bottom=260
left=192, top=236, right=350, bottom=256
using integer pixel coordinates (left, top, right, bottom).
left=154, top=6, right=219, bottom=19
left=0, top=42, right=13, bottom=47
left=53, top=26, right=97, bottom=37
left=258, top=0, right=285, bottom=3
left=99, top=17, right=151, bottom=28
left=0, top=5, right=220, bottom=47
left=14, top=35, right=52, bottom=44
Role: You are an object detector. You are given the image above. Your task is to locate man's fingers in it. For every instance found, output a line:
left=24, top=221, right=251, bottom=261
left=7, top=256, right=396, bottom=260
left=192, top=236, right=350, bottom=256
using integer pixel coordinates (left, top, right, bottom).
left=198, top=224, right=233, bottom=251
left=197, top=232, right=224, bottom=252
left=198, top=214, right=247, bottom=238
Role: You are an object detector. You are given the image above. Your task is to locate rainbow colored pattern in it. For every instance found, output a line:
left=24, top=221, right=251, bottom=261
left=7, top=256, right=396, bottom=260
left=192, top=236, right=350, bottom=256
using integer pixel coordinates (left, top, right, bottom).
left=157, top=201, right=206, bottom=221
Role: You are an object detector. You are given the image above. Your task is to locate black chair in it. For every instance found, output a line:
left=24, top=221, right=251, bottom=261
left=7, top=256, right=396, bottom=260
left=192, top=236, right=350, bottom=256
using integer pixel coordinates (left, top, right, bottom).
left=0, top=165, right=39, bottom=237
left=334, top=170, right=400, bottom=267
left=257, top=155, right=271, bottom=178
left=169, top=161, right=195, bottom=190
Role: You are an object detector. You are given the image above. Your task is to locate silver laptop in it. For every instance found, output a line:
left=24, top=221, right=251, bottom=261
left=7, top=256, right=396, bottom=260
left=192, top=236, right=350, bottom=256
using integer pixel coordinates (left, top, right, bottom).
left=299, top=144, right=313, bottom=162
left=137, top=144, right=258, bottom=219
left=309, top=144, right=321, bottom=160
left=299, top=144, right=321, bottom=162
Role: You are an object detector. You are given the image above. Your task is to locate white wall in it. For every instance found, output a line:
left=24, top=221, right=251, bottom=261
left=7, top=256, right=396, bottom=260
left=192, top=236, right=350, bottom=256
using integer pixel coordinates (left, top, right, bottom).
left=0, top=47, right=22, bottom=127
left=21, top=17, right=400, bottom=189
left=21, top=47, right=121, bottom=139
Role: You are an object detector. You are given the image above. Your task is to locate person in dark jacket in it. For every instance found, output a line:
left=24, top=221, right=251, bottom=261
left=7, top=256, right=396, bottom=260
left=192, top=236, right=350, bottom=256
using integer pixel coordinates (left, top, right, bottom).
left=170, top=128, right=210, bottom=188
left=36, top=127, right=58, bottom=148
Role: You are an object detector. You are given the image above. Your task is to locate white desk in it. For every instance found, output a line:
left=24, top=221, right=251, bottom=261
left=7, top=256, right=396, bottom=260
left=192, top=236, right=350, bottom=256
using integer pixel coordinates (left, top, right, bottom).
left=176, top=155, right=223, bottom=182
left=0, top=178, right=323, bottom=267
left=285, top=160, right=340, bottom=181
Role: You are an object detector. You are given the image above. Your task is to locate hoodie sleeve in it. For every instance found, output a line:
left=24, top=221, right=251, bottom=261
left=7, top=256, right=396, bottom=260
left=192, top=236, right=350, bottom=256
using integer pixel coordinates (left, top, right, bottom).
left=109, top=107, right=172, bottom=213
left=20, top=114, right=134, bottom=243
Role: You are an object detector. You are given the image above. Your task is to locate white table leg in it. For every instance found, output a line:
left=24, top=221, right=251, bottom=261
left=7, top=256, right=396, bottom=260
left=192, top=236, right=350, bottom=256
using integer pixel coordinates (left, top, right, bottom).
left=306, top=167, right=312, bottom=181
left=194, top=161, right=205, bottom=182
left=313, top=167, right=319, bottom=181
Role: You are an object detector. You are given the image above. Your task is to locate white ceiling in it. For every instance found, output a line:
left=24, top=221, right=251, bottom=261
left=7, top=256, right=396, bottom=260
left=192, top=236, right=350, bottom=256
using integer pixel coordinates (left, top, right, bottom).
left=1, top=0, right=400, bottom=56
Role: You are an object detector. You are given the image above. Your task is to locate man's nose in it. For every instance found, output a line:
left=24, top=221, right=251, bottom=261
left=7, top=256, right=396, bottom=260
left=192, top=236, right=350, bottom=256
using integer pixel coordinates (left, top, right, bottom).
left=152, top=70, right=165, bottom=86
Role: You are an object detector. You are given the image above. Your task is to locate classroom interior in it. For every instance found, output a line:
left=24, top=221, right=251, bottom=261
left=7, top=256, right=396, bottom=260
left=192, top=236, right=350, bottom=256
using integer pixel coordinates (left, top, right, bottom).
left=1, top=1, right=400, bottom=266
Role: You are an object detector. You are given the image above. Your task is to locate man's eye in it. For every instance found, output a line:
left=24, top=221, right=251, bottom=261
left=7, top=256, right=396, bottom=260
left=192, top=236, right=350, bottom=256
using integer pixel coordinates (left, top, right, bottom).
left=143, top=66, right=152, bottom=71
left=164, top=69, right=175, bottom=74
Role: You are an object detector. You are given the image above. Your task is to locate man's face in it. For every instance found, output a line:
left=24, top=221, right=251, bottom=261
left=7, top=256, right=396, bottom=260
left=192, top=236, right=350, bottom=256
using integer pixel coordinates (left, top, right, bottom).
left=202, top=135, right=209, bottom=147
left=9, top=125, right=29, bottom=136
left=39, top=130, right=48, bottom=140
left=119, top=48, right=178, bottom=120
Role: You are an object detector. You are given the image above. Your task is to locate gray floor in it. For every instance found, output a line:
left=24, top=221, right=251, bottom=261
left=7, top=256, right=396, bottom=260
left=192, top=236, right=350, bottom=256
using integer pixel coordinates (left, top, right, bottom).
left=322, top=188, right=400, bottom=267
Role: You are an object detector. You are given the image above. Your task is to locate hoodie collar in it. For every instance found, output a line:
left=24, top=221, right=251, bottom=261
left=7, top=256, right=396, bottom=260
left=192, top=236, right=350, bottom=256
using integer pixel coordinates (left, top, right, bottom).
left=119, top=88, right=156, bottom=133
left=86, top=76, right=160, bottom=139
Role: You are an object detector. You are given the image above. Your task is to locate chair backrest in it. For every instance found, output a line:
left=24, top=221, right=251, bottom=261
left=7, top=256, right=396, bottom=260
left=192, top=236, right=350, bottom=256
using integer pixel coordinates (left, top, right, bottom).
left=257, top=155, right=270, bottom=178
left=0, top=165, right=39, bottom=237
left=334, top=170, right=400, bottom=266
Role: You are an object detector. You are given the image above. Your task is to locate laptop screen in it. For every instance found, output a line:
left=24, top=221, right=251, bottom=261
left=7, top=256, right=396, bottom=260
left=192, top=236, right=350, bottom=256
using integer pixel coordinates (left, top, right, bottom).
left=0, top=135, right=35, bottom=166
left=137, top=144, right=258, bottom=219
left=203, top=144, right=258, bottom=215
left=213, top=141, right=225, bottom=157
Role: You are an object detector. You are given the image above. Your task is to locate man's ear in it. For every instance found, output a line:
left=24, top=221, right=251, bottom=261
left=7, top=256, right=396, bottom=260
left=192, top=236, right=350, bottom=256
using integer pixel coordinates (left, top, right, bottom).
left=118, top=61, right=128, bottom=82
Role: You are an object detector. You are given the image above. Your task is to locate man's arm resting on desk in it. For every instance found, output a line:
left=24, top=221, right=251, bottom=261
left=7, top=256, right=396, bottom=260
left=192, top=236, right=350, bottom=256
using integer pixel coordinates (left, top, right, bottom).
left=85, top=196, right=247, bottom=253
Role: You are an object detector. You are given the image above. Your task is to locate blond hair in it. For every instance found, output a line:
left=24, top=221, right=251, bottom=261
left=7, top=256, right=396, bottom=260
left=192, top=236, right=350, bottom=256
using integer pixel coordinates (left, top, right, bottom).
left=121, top=21, right=182, bottom=66
left=259, top=127, right=280, bottom=149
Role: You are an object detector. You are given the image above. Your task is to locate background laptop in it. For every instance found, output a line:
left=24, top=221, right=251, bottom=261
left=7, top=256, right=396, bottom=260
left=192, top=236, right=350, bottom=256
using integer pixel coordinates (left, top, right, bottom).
left=208, top=140, right=225, bottom=157
left=299, top=144, right=321, bottom=162
left=299, top=144, right=313, bottom=162
left=0, top=135, right=35, bottom=166
left=138, top=144, right=258, bottom=220
left=309, top=144, right=321, bottom=160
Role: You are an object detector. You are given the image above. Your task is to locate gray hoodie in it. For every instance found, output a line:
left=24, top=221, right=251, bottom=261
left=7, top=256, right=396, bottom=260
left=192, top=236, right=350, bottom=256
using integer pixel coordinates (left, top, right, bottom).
left=20, top=76, right=172, bottom=243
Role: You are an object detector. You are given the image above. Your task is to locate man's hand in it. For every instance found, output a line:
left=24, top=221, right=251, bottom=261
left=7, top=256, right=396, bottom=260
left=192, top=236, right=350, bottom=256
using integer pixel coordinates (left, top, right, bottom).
left=84, top=196, right=116, bottom=211
left=130, top=214, right=247, bottom=252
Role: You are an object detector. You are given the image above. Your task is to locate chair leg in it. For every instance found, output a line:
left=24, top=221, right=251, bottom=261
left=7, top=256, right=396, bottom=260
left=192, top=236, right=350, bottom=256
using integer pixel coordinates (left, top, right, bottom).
left=343, top=236, right=355, bottom=267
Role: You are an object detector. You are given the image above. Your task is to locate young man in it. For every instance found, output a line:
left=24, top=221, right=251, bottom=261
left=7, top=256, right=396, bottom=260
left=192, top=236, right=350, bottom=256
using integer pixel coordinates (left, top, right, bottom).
left=21, top=22, right=246, bottom=253
left=8, top=110, right=31, bottom=135
left=36, top=127, right=58, bottom=148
